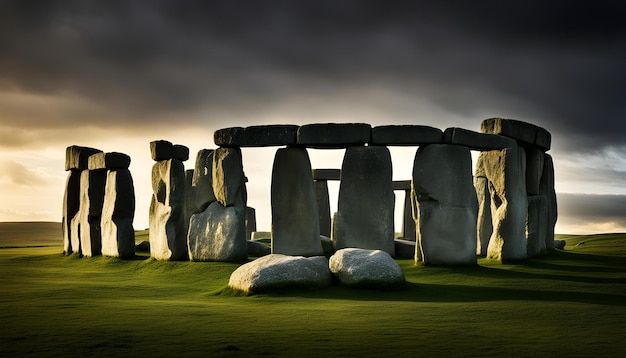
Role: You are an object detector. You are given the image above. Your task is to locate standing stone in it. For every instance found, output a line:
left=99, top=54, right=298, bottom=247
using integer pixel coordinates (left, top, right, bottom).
left=527, top=195, right=547, bottom=258
left=183, top=169, right=194, bottom=237
left=73, top=167, right=107, bottom=257
left=271, top=147, right=323, bottom=256
left=187, top=202, right=247, bottom=262
left=524, top=147, right=544, bottom=195
left=478, top=147, right=528, bottom=261
left=474, top=176, right=493, bottom=256
left=62, top=171, right=81, bottom=254
left=402, top=190, right=415, bottom=241
left=540, top=154, right=558, bottom=249
left=412, top=144, right=478, bottom=265
left=100, top=168, right=135, bottom=259
left=149, top=158, right=187, bottom=261
left=245, top=206, right=257, bottom=240
left=314, top=179, right=332, bottom=237
left=332, top=146, right=394, bottom=256
left=212, top=147, right=246, bottom=207
left=190, top=149, right=216, bottom=213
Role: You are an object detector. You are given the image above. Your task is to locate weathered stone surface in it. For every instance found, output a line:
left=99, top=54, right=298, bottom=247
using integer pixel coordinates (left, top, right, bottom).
left=297, top=123, right=371, bottom=148
left=173, top=144, right=190, bottom=162
left=401, top=189, right=416, bottom=241
left=65, top=146, right=102, bottom=171
left=443, top=127, right=516, bottom=151
left=474, top=176, right=493, bottom=256
left=71, top=169, right=107, bottom=257
left=62, top=170, right=81, bottom=254
left=371, top=125, right=443, bottom=146
left=527, top=195, right=547, bottom=258
left=320, top=235, right=335, bottom=256
left=212, top=147, right=246, bottom=207
left=101, top=169, right=135, bottom=258
left=554, top=239, right=566, bottom=250
left=88, top=152, right=131, bottom=170
left=228, top=254, right=331, bottom=294
left=312, top=168, right=341, bottom=181
left=150, top=140, right=174, bottom=161
left=525, top=147, right=544, bottom=195
left=478, top=147, right=528, bottom=261
left=314, top=180, right=332, bottom=237
left=245, top=206, right=257, bottom=240
left=481, top=118, right=551, bottom=150
left=329, top=248, right=405, bottom=288
left=247, top=240, right=270, bottom=257
left=540, top=154, right=558, bottom=249
left=187, top=202, right=247, bottom=262
left=412, top=144, right=478, bottom=265
left=271, top=147, right=323, bottom=256
left=190, top=149, right=216, bottom=213
left=394, top=239, right=416, bottom=259
left=333, top=146, right=395, bottom=255
left=149, top=159, right=188, bottom=261
left=244, top=125, right=299, bottom=147
left=214, top=127, right=245, bottom=147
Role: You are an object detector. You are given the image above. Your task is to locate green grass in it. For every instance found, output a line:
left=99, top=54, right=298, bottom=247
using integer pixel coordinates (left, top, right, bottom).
left=0, top=226, right=625, bottom=357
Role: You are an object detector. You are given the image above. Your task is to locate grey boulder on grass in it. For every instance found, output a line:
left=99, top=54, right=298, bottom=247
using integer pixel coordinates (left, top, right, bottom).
left=329, top=248, right=405, bottom=288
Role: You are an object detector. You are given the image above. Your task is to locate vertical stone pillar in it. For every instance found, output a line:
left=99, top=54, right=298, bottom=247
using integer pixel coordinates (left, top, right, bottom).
left=245, top=206, right=257, bottom=240
left=95, top=152, right=136, bottom=259
left=526, top=195, right=547, bottom=257
left=63, top=146, right=102, bottom=256
left=412, top=144, right=477, bottom=265
left=540, top=154, right=558, bottom=250
left=474, top=176, right=492, bottom=256
left=402, top=190, right=415, bottom=241
left=314, top=180, right=331, bottom=237
left=478, top=147, right=528, bottom=261
left=149, top=140, right=189, bottom=261
left=187, top=147, right=247, bottom=262
left=271, top=147, right=323, bottom=256
left=332, top=146, right=395, bottom=256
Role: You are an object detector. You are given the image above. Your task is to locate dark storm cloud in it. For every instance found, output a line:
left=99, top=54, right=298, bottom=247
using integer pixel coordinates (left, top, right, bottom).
left=1, top=0, right=625, bottom=150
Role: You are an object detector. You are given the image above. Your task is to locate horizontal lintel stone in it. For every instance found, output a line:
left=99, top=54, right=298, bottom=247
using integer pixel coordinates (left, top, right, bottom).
left=371, top=125, right=443, bottom=146
left=88, top=152, right=131, bottom=170
left=150, top=140, right=174, bottom=161
left=297, top=123, right=371, bottom=148
left=481, top=118, right=550, bottom=150
left=312, top=169, right=341, bottom=181
left=443, top=127, right=516, bottom=151
left=65, top=145, right=102, bottom=171
left=392, top=180, right=411, bottom=191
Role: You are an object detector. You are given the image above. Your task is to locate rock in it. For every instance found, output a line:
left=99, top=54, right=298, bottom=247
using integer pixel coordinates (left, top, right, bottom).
left=173, top=144, right=189, bottom=162
left=312, top=169, right=341, bottom=181
left=535, top=127, right=552, bottom=151
left=245, top=207, right=257, bottom=241
left=333, top=146, right=395, bottom=255
left=320, top=235, right=335, bottom=256
left=442, top=127, right=516, bottom=151
left=74, top=169, right=107, bottom=257
left=88, top=152, right=131, bottom=170
left=228, top=254, right=332, bottom=294
left=190, top=149, right=216, bottom=213
left=212, top=147, right=246, bottom=207
left=214, top=127, right=245, bottom=147
left=478, top=147, right=528, bottom=261
left=329, top=248, right=405, bottom=288
left=297, top=123, right=372, bottom=148
left=150, top=140, right=174, bottom=161
left=394, top=239, right=416, bottom=259
left=481, top=118, right=551, bottom=150
left=412, top=144, right=478, bottom=265
left=101, top=169, right=136, bottom=259
left=271, top=147, right=323, bottom=256
left=540, top=154, right=558, bottom=249
left=524, top=147, right=544, bottom=195
left=247, top=240, right=270, bottom=257
left=136, top=240, right=150, bottom=252
left=526, top=195, right=548, bottom=258
left=187, top=202, right=247, bottom=262
left=250, top=231, right=270, bottom=241
left=400, top=189, right=416, bottom=241
left=474, top=176, right=492, bottom=256
left=149, top=159, right=188, bottom=261
left=62, top=170, right=81, bottom=254
left=371, top=125, right=443, bottom=146
left=244, top=125, right=298, bottom=146
left=65, top=145, right=102, bottom=171
left=314, top=179, right=332, bottom=237
left=554, top=239, right=566, bottom=250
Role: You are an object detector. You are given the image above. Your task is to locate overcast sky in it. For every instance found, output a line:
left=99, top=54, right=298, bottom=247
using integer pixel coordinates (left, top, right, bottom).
left=1, top=1, right=625, bottom=234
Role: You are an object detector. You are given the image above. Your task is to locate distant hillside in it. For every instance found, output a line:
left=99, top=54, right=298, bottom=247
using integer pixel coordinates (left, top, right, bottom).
left=0, top=222, right=61, bottom=247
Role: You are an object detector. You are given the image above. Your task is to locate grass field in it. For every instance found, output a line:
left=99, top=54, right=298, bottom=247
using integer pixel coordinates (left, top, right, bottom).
left=0, top=223, right=625, bottom=357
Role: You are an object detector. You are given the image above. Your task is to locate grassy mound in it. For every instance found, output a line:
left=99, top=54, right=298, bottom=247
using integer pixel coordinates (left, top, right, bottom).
left=0, top=231, right=625, bottom=357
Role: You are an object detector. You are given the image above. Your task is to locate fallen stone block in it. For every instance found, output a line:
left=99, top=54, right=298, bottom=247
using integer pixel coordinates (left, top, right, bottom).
left=74, top=169, right=107, bottom=257
left=297, top=123, right=371, bottom=148
left=314, top=179, right=332, bottom=237
left=442, top=127, right=516, bottom=151
left=271, top=147, right=323, bottom=256
left=333, top=146, right=395, bottom=255
left=65, top=146, right=102, bottom=171
left=245, top=206, right=257, bottom=241
left=187, top=202, right=247, bottom=262
left=371, top=125, right=442, bottom=146
left=212, top=147, right=246, bottom=207
left=62, top=170, right=81, bottom=254
left=228, top=254, right=332, bottom=294
left=247, top=240, right=271, bottom=257
left=329, top=248, right=405, bottom=288
left=88, top=152, right=131, bottom=170
left=525, top=147, right=544, bottom=195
